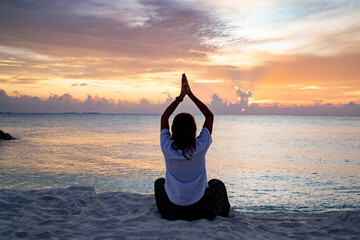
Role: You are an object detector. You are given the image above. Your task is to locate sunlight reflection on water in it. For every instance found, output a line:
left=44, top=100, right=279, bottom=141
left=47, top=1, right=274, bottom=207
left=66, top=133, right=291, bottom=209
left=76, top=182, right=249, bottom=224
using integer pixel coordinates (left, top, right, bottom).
left=0, top=114, right=359, bottom=216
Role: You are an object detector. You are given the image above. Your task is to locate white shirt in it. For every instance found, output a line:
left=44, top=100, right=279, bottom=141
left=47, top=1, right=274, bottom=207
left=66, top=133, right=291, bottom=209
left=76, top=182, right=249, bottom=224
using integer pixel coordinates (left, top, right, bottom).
left=160, top=128, right=212, bottom=206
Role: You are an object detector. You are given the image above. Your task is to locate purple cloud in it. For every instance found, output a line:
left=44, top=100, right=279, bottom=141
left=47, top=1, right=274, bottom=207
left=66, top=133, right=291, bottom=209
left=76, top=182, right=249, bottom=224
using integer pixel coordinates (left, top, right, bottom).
left=0, top=89, right=359, bottom=116
left=71, top=82, right=89, bottom=87
left=235, top=88, right=253, bottom=109
left=0, top=0, right=226, bottom=59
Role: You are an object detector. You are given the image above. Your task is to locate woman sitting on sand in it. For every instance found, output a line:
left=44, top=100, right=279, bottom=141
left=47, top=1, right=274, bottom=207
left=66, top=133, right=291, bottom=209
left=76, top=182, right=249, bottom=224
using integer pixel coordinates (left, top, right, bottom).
left=155, top=73, right=230, bottom=221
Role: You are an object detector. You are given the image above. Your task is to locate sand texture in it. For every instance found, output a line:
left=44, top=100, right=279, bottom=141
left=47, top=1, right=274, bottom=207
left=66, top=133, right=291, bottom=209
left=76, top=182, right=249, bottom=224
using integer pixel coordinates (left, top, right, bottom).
left=0, top=186, right=359, bottom=239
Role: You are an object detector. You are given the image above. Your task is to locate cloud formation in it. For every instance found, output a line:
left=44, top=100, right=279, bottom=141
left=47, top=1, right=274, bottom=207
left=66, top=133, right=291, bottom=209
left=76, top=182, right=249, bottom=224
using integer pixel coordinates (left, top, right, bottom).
left=1, top=89, right=359, bottom=116
left=71, top=82, right=89, bottom=87
left=0, top=0, right=232, bottom=99
left=0, top=0, right=359, bottom=108
left=235, top=88, right=252, bottom=109
left=209, top=93, right=360, bottom=116
left=0, top=0, right=225, bottom=59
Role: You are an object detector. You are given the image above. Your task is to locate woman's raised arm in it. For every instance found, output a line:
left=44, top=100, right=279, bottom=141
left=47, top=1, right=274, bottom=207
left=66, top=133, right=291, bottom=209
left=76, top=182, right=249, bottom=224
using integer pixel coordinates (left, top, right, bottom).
left=184, top=74, right=214, bottom=134
left=160, top=74, right=186, bottom=130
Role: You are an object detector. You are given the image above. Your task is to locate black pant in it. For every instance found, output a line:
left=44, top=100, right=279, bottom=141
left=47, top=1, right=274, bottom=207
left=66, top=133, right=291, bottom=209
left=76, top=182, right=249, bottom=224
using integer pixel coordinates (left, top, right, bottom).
left=154, top=178, right=230, bottom=221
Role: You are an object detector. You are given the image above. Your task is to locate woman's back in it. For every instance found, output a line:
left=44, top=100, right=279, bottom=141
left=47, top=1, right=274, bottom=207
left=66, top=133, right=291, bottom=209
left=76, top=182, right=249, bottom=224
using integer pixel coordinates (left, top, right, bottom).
left=161, top=127, right=212, bottom=206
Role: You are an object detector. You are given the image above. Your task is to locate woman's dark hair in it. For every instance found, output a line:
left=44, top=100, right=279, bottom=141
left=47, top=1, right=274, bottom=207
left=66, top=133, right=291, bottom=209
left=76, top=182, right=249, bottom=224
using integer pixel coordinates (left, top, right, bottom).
left=171, top=113, right=197, bottom=160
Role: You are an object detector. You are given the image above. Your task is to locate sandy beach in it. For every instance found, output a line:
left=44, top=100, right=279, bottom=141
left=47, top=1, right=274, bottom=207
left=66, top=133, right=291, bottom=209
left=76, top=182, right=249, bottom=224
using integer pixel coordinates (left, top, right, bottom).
left=1, top=186, right=359, bottom=239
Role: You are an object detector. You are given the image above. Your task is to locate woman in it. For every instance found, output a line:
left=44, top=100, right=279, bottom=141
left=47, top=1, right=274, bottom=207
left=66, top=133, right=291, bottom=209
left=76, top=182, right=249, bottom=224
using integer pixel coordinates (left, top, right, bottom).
left=154, top=73, right=230, bottom=221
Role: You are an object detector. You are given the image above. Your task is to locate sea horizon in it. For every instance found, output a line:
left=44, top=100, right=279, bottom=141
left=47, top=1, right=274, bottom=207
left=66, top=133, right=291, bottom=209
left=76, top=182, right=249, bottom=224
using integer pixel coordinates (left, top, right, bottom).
left=1, top=112, right=360, bottom=117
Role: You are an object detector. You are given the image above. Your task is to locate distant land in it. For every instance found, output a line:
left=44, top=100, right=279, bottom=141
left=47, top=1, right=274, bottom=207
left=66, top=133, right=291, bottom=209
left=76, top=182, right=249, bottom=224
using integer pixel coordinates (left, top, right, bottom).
left=63, top=112, right=100, bottom=114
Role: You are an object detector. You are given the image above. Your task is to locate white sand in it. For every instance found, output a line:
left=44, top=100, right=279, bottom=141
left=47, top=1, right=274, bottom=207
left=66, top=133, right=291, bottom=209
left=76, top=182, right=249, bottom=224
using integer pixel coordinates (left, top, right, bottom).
left=0, top=186, right=359, bottom=239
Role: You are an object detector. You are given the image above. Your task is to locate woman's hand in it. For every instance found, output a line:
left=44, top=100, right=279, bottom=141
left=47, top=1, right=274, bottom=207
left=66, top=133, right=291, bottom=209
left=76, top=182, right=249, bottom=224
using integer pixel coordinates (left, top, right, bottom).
left=179, top=73, right=187, bottom=99
left=182, top=73, right=193, bottom=97
left=161, top=73, right=187, bottom=130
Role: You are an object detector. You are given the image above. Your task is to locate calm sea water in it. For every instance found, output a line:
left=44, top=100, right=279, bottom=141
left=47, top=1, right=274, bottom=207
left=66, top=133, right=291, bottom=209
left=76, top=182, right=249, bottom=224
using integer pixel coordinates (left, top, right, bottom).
left=1, top=113, right=359, bottom=217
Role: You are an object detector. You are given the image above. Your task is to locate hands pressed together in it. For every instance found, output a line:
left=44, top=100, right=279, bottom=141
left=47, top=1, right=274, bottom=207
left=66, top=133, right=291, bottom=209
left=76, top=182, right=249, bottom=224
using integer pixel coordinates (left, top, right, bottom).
left=179, top=73, right=193, bottom=100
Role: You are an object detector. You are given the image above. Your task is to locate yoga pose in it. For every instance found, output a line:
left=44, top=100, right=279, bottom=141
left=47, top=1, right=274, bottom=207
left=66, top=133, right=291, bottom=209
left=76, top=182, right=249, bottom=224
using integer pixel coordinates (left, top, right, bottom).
left=155, top=73, right=230, bottom=221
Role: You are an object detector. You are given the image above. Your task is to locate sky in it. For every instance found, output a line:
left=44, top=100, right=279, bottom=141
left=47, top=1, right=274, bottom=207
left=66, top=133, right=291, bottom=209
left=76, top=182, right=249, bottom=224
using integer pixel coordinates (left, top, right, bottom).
left=0, top=0, right=359, bottom=114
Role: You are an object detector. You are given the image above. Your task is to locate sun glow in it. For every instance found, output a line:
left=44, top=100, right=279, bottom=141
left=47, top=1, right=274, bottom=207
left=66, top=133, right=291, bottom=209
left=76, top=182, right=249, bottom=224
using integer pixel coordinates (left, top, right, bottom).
left=0, top=0, right=359, bottom=113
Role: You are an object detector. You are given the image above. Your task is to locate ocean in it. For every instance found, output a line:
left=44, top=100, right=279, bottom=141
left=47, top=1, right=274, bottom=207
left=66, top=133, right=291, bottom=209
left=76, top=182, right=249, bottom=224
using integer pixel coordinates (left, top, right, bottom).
left=1, top=113, right=359, bottom=217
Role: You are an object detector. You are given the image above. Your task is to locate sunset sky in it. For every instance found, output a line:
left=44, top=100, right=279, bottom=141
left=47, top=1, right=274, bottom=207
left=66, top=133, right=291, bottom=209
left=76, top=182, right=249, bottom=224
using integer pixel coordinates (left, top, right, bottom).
left=0, top=0, right=359, bottom=114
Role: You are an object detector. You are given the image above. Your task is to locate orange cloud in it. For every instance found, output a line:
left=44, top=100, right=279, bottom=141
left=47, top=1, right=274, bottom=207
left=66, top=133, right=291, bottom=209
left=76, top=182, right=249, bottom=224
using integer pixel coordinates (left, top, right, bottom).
left=0, top=0, right=359, bottom=111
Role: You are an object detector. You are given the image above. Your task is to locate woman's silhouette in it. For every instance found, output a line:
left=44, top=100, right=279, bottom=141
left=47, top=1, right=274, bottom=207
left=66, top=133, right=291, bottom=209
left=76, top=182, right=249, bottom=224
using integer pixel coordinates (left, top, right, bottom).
left=155, top=73, right=230, bottom=220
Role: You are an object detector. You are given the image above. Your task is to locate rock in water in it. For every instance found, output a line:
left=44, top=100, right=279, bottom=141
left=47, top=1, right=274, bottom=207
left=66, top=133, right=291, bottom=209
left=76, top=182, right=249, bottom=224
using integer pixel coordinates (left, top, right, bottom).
left=0, top=130, right=15, bottom=140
